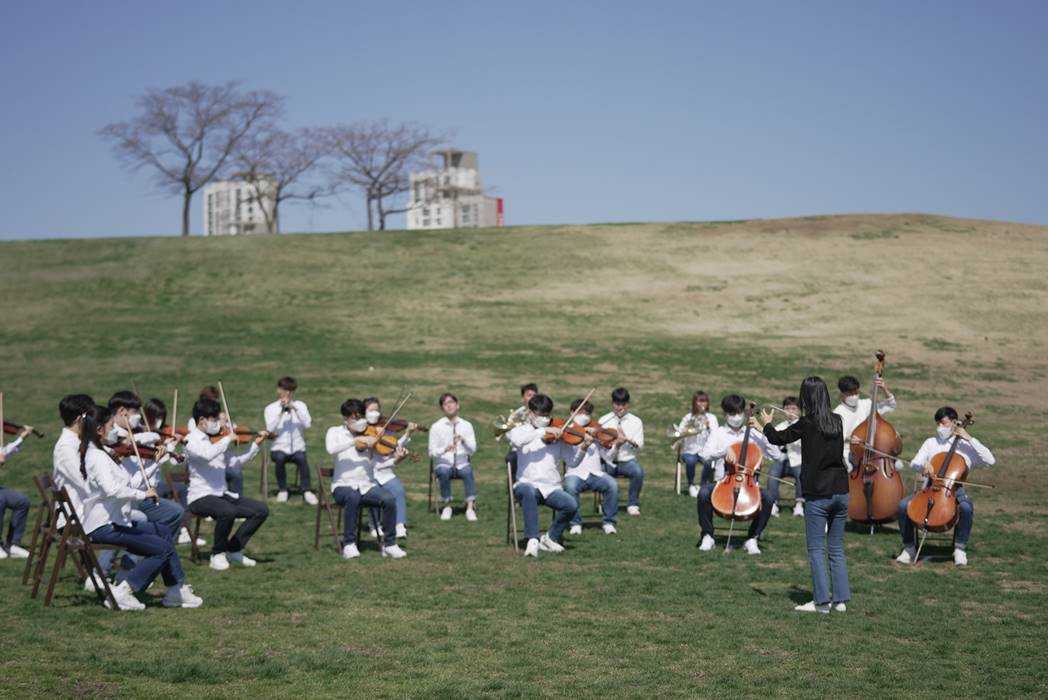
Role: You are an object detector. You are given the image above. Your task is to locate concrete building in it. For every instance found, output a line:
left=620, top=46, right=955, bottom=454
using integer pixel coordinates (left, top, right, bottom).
left=406, top=149, right=504, bottom=230
left=203, top=178, right=278, bottom=235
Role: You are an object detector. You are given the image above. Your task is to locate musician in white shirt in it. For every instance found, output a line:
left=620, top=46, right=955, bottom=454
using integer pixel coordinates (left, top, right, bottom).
left=0, top=422, right=34, bottom=559
left=52, top=394, right=96, bottom=528
left=264, top=376, right=317, bottom=505
left=503, top=382, right=538, bottom=480
left=365, top=397, right=420, bottom=538
left=768, top=396, right=805, bottom=517
left=676, top=390, right=719, bottom=497
left=508, top=394, right=578, bottom=557
left=833, top=374, right=897, bottom=467
left=428, top=393, right=478, bottom=522
left=562, top=398, right=618, bottom=536
left=598, top=387, right=645, bottom=515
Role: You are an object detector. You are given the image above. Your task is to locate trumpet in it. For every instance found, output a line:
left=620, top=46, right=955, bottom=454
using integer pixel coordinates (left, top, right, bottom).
left=493, top=406, right=529, bottom=440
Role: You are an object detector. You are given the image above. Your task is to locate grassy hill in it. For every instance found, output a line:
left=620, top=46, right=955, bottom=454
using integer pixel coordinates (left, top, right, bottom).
left=1, top=214, right=1046, bottom=698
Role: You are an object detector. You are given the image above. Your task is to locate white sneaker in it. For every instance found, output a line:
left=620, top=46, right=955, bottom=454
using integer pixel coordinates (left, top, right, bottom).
left=539, top=534, right=564, bottom=553
left=7, top=545, right=29, bottom=559
left=688, top=485, right=699, bottom=498
left=793, top=501, right=805, bottom=517
left=794, top=601, right=830, bottom=614
left=896, top=547, right=916, bottom=564
left=698, top=534, right=715, bottom=552
left=743, top=538, right=761, bottom=555
left=771, top=503, right=780, bottom=518
left=163, top=583, right=203, bottom=608
left=627, top=505, right=640, bottom=516
left=276, top=491, right=289, bottom=503
left=368, top=527, right=379, bottom=540
left=568, top=524, right=583, bottom=536
left=524, top=538, right=540, bottom=557
left=602, top=523, right=617, bottom=535
left=382, top=544, right=407, bottom=559
left=341, top=543, right=360, bottom=560
left=227, top=551, right=256, bottom=567
left=209, top=553, right=229, bottom=571
left=196, top=536, right=207, bottom=546
left=178, top=528, right=192, bottom=545
left=953, top=549, right=968, bottom=566
left=465, top=506, right=478, bottom=522
left=395, top=523, right=408, bottom=539
left=303, top=491, right=318, bottom=506
left=104, top=580, right=145, bottom=611
left=832, top=602, right=847, bottom=613
left=440, top=505, right=452, bottom=521
left=84, top=575, right=108, bottom=592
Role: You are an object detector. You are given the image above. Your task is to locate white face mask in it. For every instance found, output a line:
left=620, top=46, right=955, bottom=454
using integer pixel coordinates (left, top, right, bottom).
left=365, top=410, right=381, bottom=425
left=128, top=413, right=142, bottom=429
left=531, top=415, right=551, bottom=428
left=843, top=395, right=859, bottom=409
left=727, top=414, right=745, bottom=429
left=105, top=427, right=122, bottom=445
left=204, top=419, right=222, bottom=436
left=573, top=414, right=591, bottom=427
left=937, top=425, right=954, bottom=441
left=348, top=418, right=367, bottom=433
left=154, top=419, right=163, bottom=431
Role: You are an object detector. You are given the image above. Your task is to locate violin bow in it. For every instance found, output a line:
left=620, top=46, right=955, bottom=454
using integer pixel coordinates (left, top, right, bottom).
left=0, top=391, right=4, bottom=450
left=562, top=388, right=597, bottom=431
left=217, top=380, right=238, bottom=438
left=171, top=388, right=179, bottom=439
left=120, top=416, right=158, bottom=504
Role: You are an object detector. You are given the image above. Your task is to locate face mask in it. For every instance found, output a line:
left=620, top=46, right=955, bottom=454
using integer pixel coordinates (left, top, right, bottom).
left=154, top=419, right=163, bottom=431
left=937, top=425, right=954, bottom=441
left=128, top=413, right=142, bottom=429
left=843, top=395, right=859, bottom=408
left=204, top=419, right=222, bottom=436
left=348, top=418, right=367, bottom=433
left=531, top=415, right=551, bottom=428
left=574, top=414, right=591, bottom=427
left=365, top=411, right=381, bottom=425
left=105, top=427, right=122, bottom=445
left=727, top=414, right=744, bottom=429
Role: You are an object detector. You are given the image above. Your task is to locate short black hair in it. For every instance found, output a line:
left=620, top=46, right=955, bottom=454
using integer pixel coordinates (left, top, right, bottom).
left=144, top=398, right=167, bottom=427
left=277, top=376, right=298, bottom=391
left=59, top=394, right=95, bottom=427
left=192, top=398, right=221, bottom=423
left=783, top=396, right=800, bottom=408
left=199, top=385, right=220, bottom=401
left=611, top=387, right=630, bottom=403
left=934, top=406, right=959, bottom=423
left=838, top=376, right=860, bottom=393
left=528, top=393, right=554, bottom=414
left=108, top=390, right=142, bottom=412
left=340, top=398, right=365, bottom=418
left=570, top=398, right=594, bottom=414
left=439, top=393, right=458, bottom=406
left=520, top=383, right=538, bottom=396
left=721, top=394, right=746, bottom=414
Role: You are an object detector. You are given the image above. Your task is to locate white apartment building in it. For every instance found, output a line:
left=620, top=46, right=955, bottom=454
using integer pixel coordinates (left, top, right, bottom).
left=406, top=149, right=504, bottom=230
left=203, top=178, right=278, bottom=235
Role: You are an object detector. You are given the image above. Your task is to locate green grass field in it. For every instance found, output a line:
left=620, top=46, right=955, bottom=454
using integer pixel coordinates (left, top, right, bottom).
left=1, top=214, right=1046, bottom=698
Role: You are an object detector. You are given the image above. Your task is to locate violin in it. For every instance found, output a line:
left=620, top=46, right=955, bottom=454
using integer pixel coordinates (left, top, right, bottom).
left=156, top=424, right=189, bottom=442
left=710, top=401, right=763, bottom=521
left=212, top=426, right=267, bottom=444
left=375, top=416, right=429, bottom=433
left=556, top=421, right=617, bottom=449
left=355, top=425, right=418, bottom=461
left=109, top=441, right=184, bottom=463
left=3, top=420, right=44, bottom=439
left=847, top=350, right=906, bottom=525
left=906, top=413, right=974, bottom=534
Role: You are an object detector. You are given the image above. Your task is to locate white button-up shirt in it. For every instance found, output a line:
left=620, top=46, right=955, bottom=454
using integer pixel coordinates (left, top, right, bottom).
left=563, top=441, right=609, bottom=480
left=598, top=412, right=645, bottom=463
left=372, top=432, right=417, bottom=486
left=264, top=400, right=312, bottom=454
left=81, top=443, right=147, bottom=534
left=675, top=412, right=718, bottom=456
left=834, top=395, right=897, bottom=461
left=774, top=418, right=803, bottom=467
left=428, top=416, right=477, bottom=471
left=701, top=424, right=782, bottom=481
left=53, top=428, right=89, bottom=526
left=326, top=426, right=376, bottom=494
left=910, top=435, right=995, bottom=485
left=508, top=424, right=563, bottom=497
left=183, top=427, right=259, bottom=504
left=2, top=436, right=24, bottom=458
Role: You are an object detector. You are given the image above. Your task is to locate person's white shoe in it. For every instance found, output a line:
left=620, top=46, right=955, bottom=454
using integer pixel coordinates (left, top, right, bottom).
left=953, top=549, right=968, bottom=566
left=163, top=583, right=203, bottom=608
left=539, top=534, right=564, bottom=552
left=104, top=580, right=145, bottom=611
left=698, top=534, right=715, bottom=552
left=896, top=546, right=916, bottom=564
left=178, top=527, right=193, bottom=545
left=341, top=543, right=360, bottom=560
left=209, top=553, right=229, bottom=571
left=524, top=538, right=540, bottom=557
left=303, top=491, right=318, bottom=506
left=602, top=523, right=617, bottom=535
left=465, top=505, right=478, bottom=522
left=227, top=551, right=256, bottom=567
left=568, top=524, right=583, bottom=536
left=627, top=505, right=640, bottom=516
left=771, top=503, right=780, bottom=518
left=688, top=485, right=699, bottom=498
left=368, top=527, right=380, bottom=540
left=832, top=602, right=847, bottom=613
left=793, top=501, right=805, bottom=517
left=382, top=544, right=407, bottom=559
left=395, top=523, right=408, bottom=539
left=743, top=538, right=761, bottom=555
left=276, top=491, right=289, bottom=503
left=440, top=505, right=453, bottom=521
left=84, top=576, right=108, bottom=592
left=794, top=601, right=830, bottom=614
left=6, top=545, right=29, bottom=559
left=195, top=536, right=207, bottom=546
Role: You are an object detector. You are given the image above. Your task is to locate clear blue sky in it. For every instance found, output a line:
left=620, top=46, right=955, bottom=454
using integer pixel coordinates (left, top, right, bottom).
left=2, top=1, right=1046, bottom=239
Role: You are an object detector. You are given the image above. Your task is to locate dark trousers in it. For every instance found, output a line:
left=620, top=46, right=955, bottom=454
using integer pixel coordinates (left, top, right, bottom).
left=89, top=521, right=185, bottom=592
left=272, top=450, right=312, bottom=492
left=189, top=494, right=269, bottom=554
left=697, top=482, right=774, bottom=540
left=0, top=487, right=30, bottom=548
left=333, top=486, right=396, bottom=547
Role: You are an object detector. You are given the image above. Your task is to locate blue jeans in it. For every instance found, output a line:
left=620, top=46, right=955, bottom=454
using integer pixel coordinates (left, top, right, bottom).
left=804, top=493, right=850, bottom=605
left=98, top=497, right=184, bottom=574
left=681, top=453, right=713, bottom=486
left=369, top=477, right=407, bottom=529
left=767, top=460, right=803, bottom=504
left=226, top=467, right=244, bottom=497
left=435, top=464, right=476, bottom=503
left=89, top=520, right=186, bottom=593
left=0, top=487, right=30, bottom=548
left=697, top=482, right=774, bottom=540
left=512, top=483, right=577, bottom=543
left=272, top=450, right=312, bottom=492
left=898, top=487, right=973, bottom=549
left=563, top=473, right=618, bottom=526
left=333, top=486, right=396, bottom=547
left=604, top=459, right=644, bottom=506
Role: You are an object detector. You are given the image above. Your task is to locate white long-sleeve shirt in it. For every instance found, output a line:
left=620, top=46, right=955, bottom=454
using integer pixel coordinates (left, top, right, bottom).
left=81, top=443, right=147, bottom=534
left=428, top=416, right=477, bottom=470
left=563, top=440, right=609, bottom=481
left=326, top=426, right=376, bottom=494
left=675, top=412, right=718, bottom=456
left=508, top=424, right=563, bottom=497
left=53, top=428, right=88, bottom=526
left=834, top=395, right=897, bottom=461
left=2, top=436, right=25, bottom=458
left=372, top=433, right=415, bottom=486
left=598, top=412, right=645, bottom=463
left=264, top=400, right=312, bottom=454
left=701, top=424, right=782, bottom=482
left=910, top=435, right=995, bottom=485
left=774, top=418, right=803, bottom=467
left=183, top=427, right=259, bottom=504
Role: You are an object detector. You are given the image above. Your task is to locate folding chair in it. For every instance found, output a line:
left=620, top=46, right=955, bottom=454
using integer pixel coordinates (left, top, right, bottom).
left=43, top=486, right=121, bottom=610
left=506, top=461, right=520, bottom=552
left=427, top=458, right=436, bottom=514
left=27, top=475, right=88, bottom=596
left=163, top=464, right=206, bottom=563
left=22, top=474, right=57, bottom=586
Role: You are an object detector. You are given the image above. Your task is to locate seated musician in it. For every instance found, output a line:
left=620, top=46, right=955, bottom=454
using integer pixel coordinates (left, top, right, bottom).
left=0, top=422, right=35, bottom=560
left=184, top=398, right=270, bottom=571
left=503, top=382, right=538, bottom=481
left=697, top=394, right=782, bottom=554
left=677, top=389, right=719, bottom=496
left=325, top=399, right=406, bottom=560
left=833, top=374, right=896, bottom=468
left=264, top=376, right=318, bottom=506
left=562, top=398, right=618, bottom=536
left=895, top=406, right=995, bottom=566
left=508, top=393, right=578, bottom=557
left=768, top=396, right=805, bottom=517
left=428, top=393, right=478, bottom=523
left=365, top=396, right=420, bottom=537
left=188, top=386, right=244, bottom=497
left=144, top=397, right=203, bottom=546
left=53, top=394, right=100, bottom=589
left=599, top=387, right=645, bottom=516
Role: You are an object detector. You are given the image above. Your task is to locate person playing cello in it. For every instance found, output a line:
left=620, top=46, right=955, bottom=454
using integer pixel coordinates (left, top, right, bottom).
left=834, top=374, right=896, bottom=467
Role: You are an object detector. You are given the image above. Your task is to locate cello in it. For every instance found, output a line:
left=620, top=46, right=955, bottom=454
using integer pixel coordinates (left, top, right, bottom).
left=848, top=350, right=905, bottom=528
left=906, top=412, right=974, bottom=560
left=710, top=401, right=764, bottom=547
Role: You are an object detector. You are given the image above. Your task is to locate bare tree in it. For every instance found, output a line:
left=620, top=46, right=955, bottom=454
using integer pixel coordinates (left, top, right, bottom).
left=100, top=81, right=284, bottom=236
left=324, top=120, right=446, bottom=231
left=231, top=127, right=330, bottom=234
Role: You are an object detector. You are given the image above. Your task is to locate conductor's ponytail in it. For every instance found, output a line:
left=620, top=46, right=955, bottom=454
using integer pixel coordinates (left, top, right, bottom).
left=78, top=404, right=112, bottom=480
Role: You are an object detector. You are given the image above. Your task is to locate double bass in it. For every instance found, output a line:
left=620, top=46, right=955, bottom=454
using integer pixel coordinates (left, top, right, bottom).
left=906, top=412, right=974, bottom=535
left=848, top=350, right=905, bottom=526
left=711, top=402, right=763, bottom=523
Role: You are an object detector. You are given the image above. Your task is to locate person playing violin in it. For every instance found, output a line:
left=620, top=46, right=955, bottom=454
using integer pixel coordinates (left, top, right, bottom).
left=677, top=390, right=719, bottom=496
left=144, top=397, right=204, bottom=547
left=0, top=421, right=35, bottom=560
left=428, top=393, right=478, bottom=523
left=599, top=387, right=645, bottom=516
left=184, top=398, right=271, bottom=571
left=834, top=375, right=897, bottom=468
left=504, top=382, right=539, bottom=481
left=767, top=396, right=805, bottom=517
left=697, top=394, right=782, bottom=554
left=508, top=393, right=578, bottom=557
left=895, top=406, right=995, bottom=566
left=364, top=396, right=421, bottom=537
left=562, top=398, right=619, bottom=536
left=264, top=376, right=318, bottom=506
left=189, top=385, right=245, bottom=496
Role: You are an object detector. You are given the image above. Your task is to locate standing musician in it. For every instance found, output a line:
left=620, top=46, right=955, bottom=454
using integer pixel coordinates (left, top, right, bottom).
left=834, top=374, right=897, bottom=467
left=895, top=406, right=995, bottom=566
left=184, top=398, right=270, bottom=571
left=676, top=390, right=718, bottom=496
left=428, top=393, right=478, bottom=523
left=365, top=396, right=420, bottom=537
left=562, top=398, right=618, bottom=536
left=767, top=396, right=805, bottom=517
left=503, top=383, right=538, bottom=481
left=508, top=393, right=578, bottom=557
left=325, top=398, right=407, bottom=560
left=697, top=394, right=782, bottom=554
left=264, top=376, right=318, bottom=505
left=599, top=387, right=645, bottom=516
left=0, top=422, right=34, bottom=560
